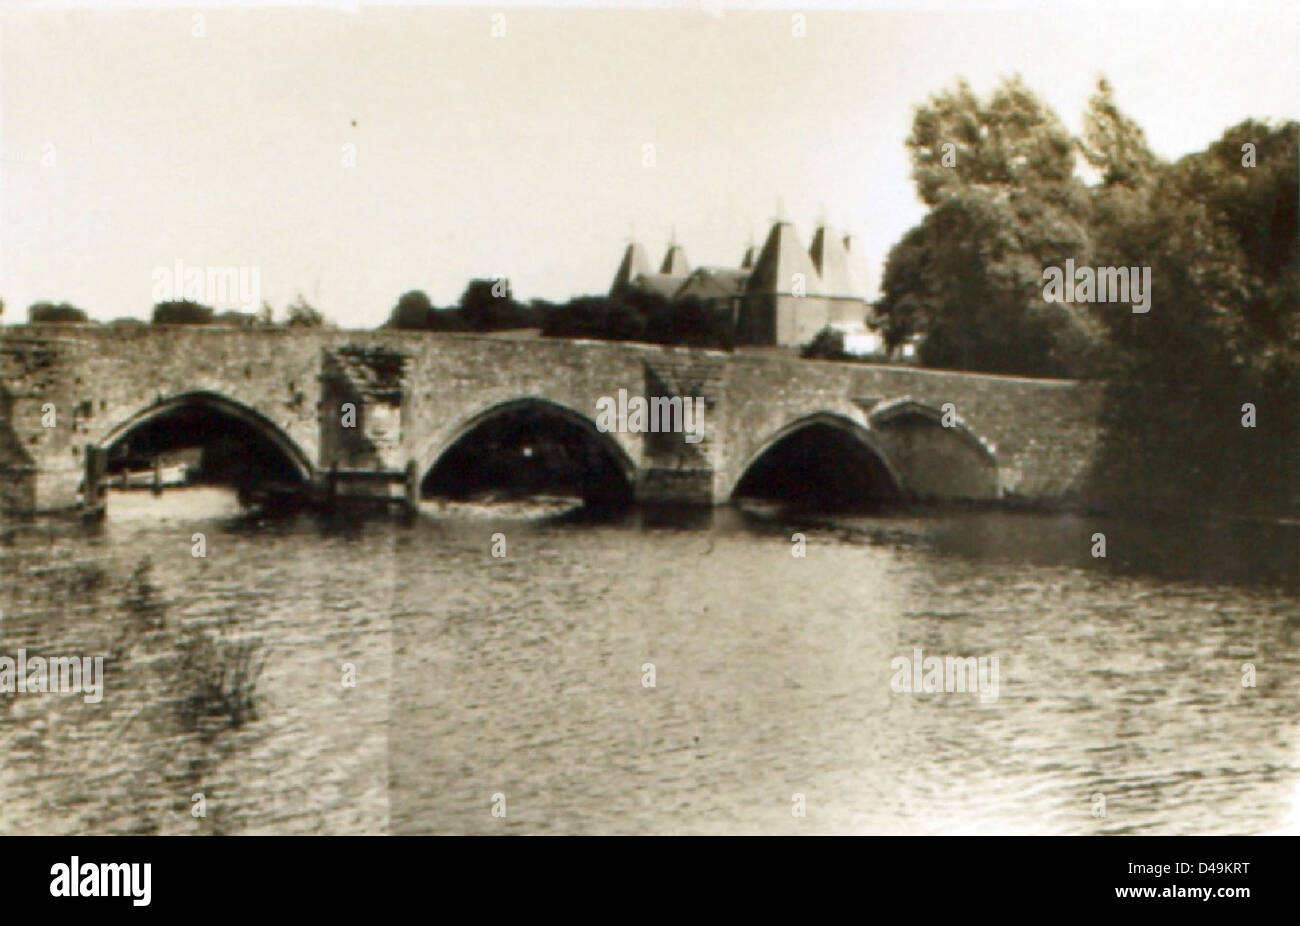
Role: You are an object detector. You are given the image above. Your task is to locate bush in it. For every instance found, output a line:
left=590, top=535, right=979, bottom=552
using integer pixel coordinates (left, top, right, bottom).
left=801, top=327, right=848, bottom=360
left=152, top=300, right=214, bottom=325
left=286, top=294, right=327, bottom=327
left=28, top=301, right=89, bottom=324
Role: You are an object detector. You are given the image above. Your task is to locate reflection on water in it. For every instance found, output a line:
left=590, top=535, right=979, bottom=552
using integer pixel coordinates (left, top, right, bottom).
left=101, top=487, right=251, bottom=522
left=2, top=493, right=1297, bottom=834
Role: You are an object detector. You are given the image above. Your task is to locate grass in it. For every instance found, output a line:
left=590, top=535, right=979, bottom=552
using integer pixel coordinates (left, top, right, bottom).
left=172, top=626, right=266, bottom=735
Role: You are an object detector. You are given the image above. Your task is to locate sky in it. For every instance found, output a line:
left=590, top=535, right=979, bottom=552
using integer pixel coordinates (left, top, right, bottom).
left=1, top=0, right=1297, bottom=327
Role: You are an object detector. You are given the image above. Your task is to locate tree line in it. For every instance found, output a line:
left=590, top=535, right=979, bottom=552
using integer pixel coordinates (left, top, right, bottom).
left=873, top=75, right=1296, bottom=515
left=16, top=279, right=735, bottom=351
left=385, top=279, right=734, bottom=349
left=17, top=294, right=329, bottom=327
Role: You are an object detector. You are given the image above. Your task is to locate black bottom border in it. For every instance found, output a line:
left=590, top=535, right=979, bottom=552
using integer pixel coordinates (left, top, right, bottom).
left=4, top=835, right=1282, bottom=914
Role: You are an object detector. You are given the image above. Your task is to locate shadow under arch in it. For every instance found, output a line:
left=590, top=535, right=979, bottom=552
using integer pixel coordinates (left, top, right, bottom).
left=97, top=390, right=314, bottom=484
left=868, top=397, right=999, bottom=500
left=730, top=411, right=905, bottom=510
left=418, top=397, right=637, bottom=505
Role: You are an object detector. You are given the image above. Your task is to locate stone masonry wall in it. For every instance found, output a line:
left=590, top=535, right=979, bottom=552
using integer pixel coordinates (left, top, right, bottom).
left=0, top=325, right=1103, bottom=513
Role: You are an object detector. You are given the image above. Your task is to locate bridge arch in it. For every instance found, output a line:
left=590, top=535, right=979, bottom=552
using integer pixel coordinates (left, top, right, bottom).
left=867, top=397, right=999, bottom=500
left=728, top=411, right=905, bottom=507
left=96, top=390, right=314, bottom=483
left=416, top=396, right=637, bottom=504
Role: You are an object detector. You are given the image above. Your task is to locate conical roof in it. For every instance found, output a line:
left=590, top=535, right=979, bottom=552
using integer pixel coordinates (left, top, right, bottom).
left=745, top=221, right=823, bottom=296
left=810, top=225, right=859, bottom=298
left=611, top=242, right=652, bottom=292
left=660, top=244, right=690, bottom=276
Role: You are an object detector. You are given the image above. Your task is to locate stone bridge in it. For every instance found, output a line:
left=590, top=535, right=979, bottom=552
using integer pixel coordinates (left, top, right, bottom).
left=0, top=325, right=1103, bottom=515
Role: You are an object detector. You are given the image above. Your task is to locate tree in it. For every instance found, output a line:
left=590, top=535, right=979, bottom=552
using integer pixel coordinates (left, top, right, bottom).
left=644, top=294, right=733, bottom=349
left=387, top=290, right=436, bottom=330
left=457, top=278, right=534, bottom=331
left=1086, top=118, right=1299, bottom=514
left=540, top=295, right=643, bottom=341
left=875, top=76, right=1100, bottom=378
left=152, top=300, right=214, bottom=324
left=426, top=305, right=466, bottom=331
left=1078, top=78, right=1160, bottom=189
left=29, top=301, right=89, bottom=324
left=537, top=286, right=735, bottom=348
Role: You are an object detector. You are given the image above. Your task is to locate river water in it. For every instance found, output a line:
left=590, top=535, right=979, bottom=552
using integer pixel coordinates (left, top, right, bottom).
left=2, top=491, right=1297, bottom=835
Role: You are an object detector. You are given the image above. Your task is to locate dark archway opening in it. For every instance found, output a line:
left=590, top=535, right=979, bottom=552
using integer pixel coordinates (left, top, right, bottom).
left=733, top=423, right=901, bottom=512
left=103, top=404, right=306, bottom=495
left=421, top=403, right=634, bottom=508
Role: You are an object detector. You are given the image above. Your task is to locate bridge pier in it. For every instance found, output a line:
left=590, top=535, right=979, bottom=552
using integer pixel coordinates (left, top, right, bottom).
left=82, top=444, right=106, bottom=515
left=404, top=460, right=419, bottom=512
left=635, top=465, right=715, bottom=506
